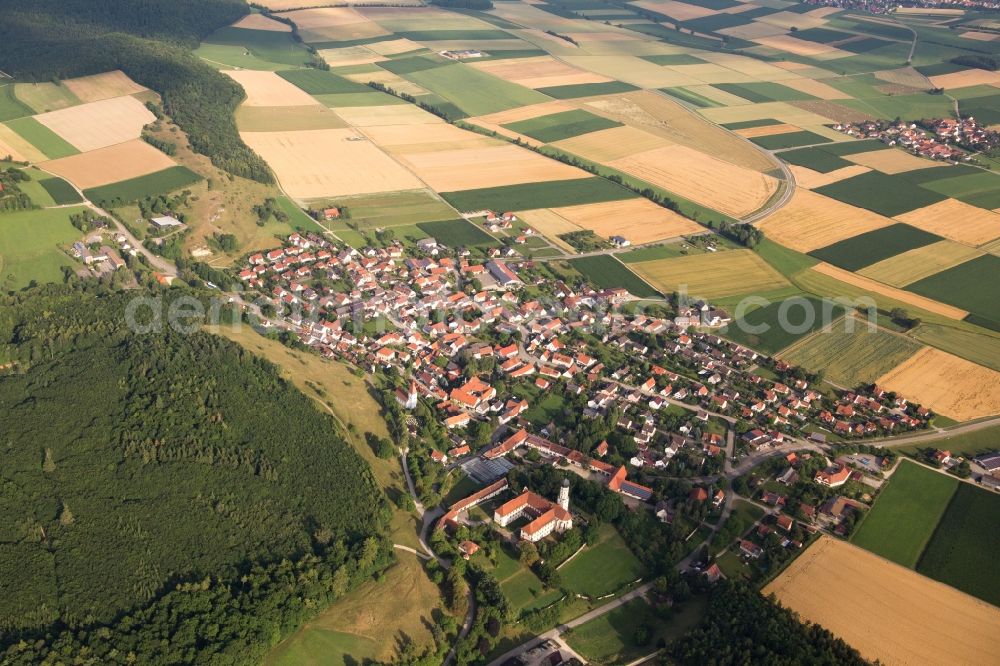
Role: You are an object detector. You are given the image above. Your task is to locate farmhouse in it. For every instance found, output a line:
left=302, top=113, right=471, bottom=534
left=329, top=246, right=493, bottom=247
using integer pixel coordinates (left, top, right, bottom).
left=494, top=479, right=572, bottom=542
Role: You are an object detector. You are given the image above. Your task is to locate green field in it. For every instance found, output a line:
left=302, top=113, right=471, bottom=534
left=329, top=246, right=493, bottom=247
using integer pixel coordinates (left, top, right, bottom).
left=909, top=323, right=1000, bottom=372
left=416, top=219, right=495, bottom=247
left=559, top=524, right=646, bottom=598
left=5, top=117, right=79, bottom=159
left=896, top=425, right=1000, bottom=459
left=907, top=255, right=1000, bottom=327
left=851, top=460, right=958, bottom=568
left=917, top=482, right=1000, bottom=607
left=780, top=323, right=921, bottom=388
left=751, top=130, right=832, bottom=150
left=713, top=82, right=817, bottom=104
left=200, top=26, right=312, bottom=67
left=568, top=255, right=658, bottom=298
left=0, top=84, right=32, bottom=122
left=661, top=86, right=722, bottom=108
left=819, top=139, right=891, bottom=156
left=840, top=92, right=954, bottom=122
left=564, top=598, right=656, bottom=664
left=441, top=178, right=634, bottom=212
left=815, top=171, right=946, bottom=217
left=490, top=544, right=562, bottom=614
left=721, top=118, right=784, bottom=131
left=809, top=223, right=942, bottom=272
left=38, top=176, right=83, bottom=205
left=320, top=189, right=457, bottom=228
left=277, top=69, right=370, bottom=94
left=0, top=206, right=86, bottom=290
left=83, top=166, right=201, bottom=205
left=503, top=109, right=621, bottom=143
left=778, top=146, right=853, bottom=173
left=12, top=82, right=82, bottom=114
left=535, top=81, right=638, bottom=99
left=918, top=170, right=1000, bottom=210
left=721, top=296, right=845, bottom=354
left=641, top=53, right=705, bottom=65
left=959, top=92, right=1000, bottom=126
left=402, top=64, right=550, bottom=116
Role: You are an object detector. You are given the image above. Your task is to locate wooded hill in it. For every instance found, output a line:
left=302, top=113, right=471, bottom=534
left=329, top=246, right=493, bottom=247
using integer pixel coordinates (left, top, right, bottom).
left=0, top=284, right=391, bottom=664
left=0, top=0, right=273, bottom=183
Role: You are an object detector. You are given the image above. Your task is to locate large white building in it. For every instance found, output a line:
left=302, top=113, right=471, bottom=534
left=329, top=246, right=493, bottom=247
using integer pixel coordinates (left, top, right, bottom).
left=494, top=479, right=572, bottom=542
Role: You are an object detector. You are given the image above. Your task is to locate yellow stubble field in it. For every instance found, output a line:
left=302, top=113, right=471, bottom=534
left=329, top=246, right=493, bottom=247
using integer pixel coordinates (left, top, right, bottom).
left=845, top=148, right=947, bottom=174
left=757, top=188, right=895, bottom=252
left=224, top=70, right=319, bottom=107
left=810, top=262, right=968, bottom=319
left=858, top=240, right=984, bottom=287
left=765, top=536, right=1000, bottom=666
left=40, top=139, right=177, bottom=189
left=0, top=124, right=45, bottom=163
left=241, top=128, right=424, bottom=199
left=630, top=249, right=789, bottom=299
left=470, top=56, right=611, bottom=89
left=62, top=70, right=146, bottom=103
left=551, top=198, right=703, bottom=244
left=362, top=122, right=498, bottom=154
left=609, top=144, right=778, bottom=218
left=333, top=104, right=443, bottom=127
left=282, top=7, right=389, bottom=42
left=232, top=13, right=291, bottom=31
left=553, top=125, right=672, bottom=162
left=929, top=68, right=1000, bottom=89
left=395, top=144, right=582, bottom=191
left=895, top=198, right=1000, bottom=246
left=788, top=164, right=870, bottom=189
left=34, top=95, right=155, bottom=152
left=753, top=34, right=850, bottom=58
left=877, top=346, right=1000, bottom=420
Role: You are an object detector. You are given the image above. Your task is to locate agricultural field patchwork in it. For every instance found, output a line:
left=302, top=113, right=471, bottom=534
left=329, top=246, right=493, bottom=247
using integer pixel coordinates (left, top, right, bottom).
left=629, top=249, right=790, bottom=301
left=568, top=255, right=658, bottom=298
left=0, top=206, right=88, bottom=290
left=502, top=109, right=622, bottom=143
left=779, top=322, right=920, bottom=388
left=808, top=223, right=942, bottom=272
left=721, top=296, right=845, bottom=354
left=765, top=536, right=1000, bottom=666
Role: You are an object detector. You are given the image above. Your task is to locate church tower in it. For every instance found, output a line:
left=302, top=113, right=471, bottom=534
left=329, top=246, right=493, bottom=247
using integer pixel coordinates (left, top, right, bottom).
left=404, top=378, right=418, bottom=410
left=558, top=478, right=570, bottom=512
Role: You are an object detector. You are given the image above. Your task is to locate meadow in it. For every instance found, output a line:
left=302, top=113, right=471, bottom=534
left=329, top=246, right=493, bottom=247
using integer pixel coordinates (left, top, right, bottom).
left=779, top=324, right=920, bottom=388
left=277, top=69, right=371, bottom=94
left=778, top=146, right=852, bottom=173
left=402, top=64, right=550, bottom=116
left=749, top=130, right=831, bottom=150
left=0, top=207, right=85, bottom=290
left=851, top=460, right=958, bottom=568
left=559, top=524, right=646, bottom=598
left=83, top=166, right=201, bottom=205
left=536, top=81, right=639, bottom=99
left=38, top=176, right=82, bottom=205
left=0, top=84, right=32, bottom=122
left=568, top=255, right=658, bottom=298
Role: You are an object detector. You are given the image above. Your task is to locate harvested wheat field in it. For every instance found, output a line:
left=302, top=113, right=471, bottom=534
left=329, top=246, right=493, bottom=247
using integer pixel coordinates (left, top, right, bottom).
left=929, top=69, right=1000, bottom=89
left=895, top=198, right=1000, bottom=246
left=0, top=124, right=44, bottom=163
left=225, top=71, right=319, bottom=107
left=811, top=262, right=968, bottom=319
left=343, top=69, right=427, bottom=96
left=62, top=70, right=146, bottom=103
left=878, top=347, right=1000, bottom=420
left=758, top=188, right=895, bottom=252
left=610, top=144, right=778, bottom=218
left=518, top=208, right=583, bottom=237
left=318, top=46, right=386, bottom=67
left=553, top=125, right=672, bottom=162
left=283, top=7, right=389, bottom=42
left=471, top=56, right=611, bottom=89
left=334, top=104, right=443, bottom=127
left=362, top=122, right=497, bottom=153
left=585, top=91, right=777, bottom=172
left=789, top=164, right=871, bottom=189
left=719, top=21, right=788, bottom=41
left=631, top=249, right=789, bottom=299
left=753, top=34, right=849, bottom=59
left=962, top=31, right=1000, bottom=41
left=33, top=95, right=155, bottom=152
left=734, top=123, right=800, bottom=138
left=552, top=198, right=702, bottom=244
left=235, top=105, right=348, bottom=132
left=779, top=77, right=849, bottom=100
left=475, top=101, right=576, bottom=126
left=397, top=144, right=582, bottom=191
left=232, top=13, right=291, bottom=31
left=40, top=139, right=176, bottom=189
left=562, top=55, right=701, bottom=89
left=859, top=240, right=984, bottom=287
left=241, top=129, right=424, bottom=198
left=701, top=100, right=834, bottom=127
left=846, top=149, right=946, bottom=174
left=630, top=0, right=715, bottom=20
left=765, top=536, right=1000, bottom=666
left=875, top=67, right=931, bottom=89
left=367, top=38, right=424, bottom=56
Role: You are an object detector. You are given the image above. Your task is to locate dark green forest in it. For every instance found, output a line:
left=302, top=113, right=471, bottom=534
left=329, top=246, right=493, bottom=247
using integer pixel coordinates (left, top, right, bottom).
left=667, top=582, right=869, bottom=665
left=0, top=0, right=273, bottom=183
left=0, top=284, right=391, bottom=664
